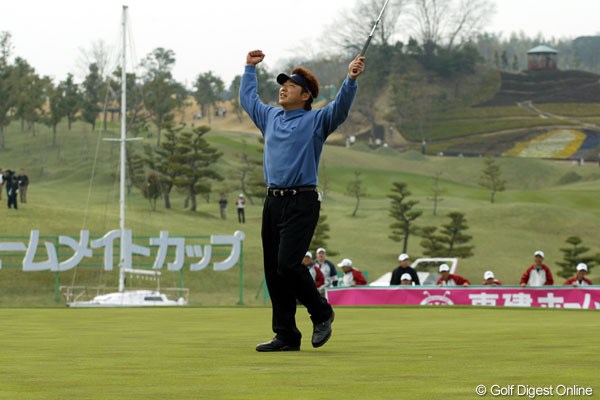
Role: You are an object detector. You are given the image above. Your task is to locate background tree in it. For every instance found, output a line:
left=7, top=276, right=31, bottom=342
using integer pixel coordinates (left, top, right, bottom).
left=439, top=211, right=474, bottom=258
left=388, top=64, right=440, bottom=141
left=512, top=54, right=520, bottom=71
left=80, top=63, right=102, bottom=131
left=11, top=58, right=48, bottom=135
left=140, top=47, right=183, bottom=146
left=228, top=75, right=244, bottom=123
left=501, top=50, right=509, bottom=70
left=234, top=140, right=263, bottom=205
left=11, top=57, right=36, bottom=132
left=419, top=226, right=445, bottom=256
left=125, top=143, right=146, bottom=195
left=326, top=0, right=407, bottom=52
left=143, top=170, right=162, bottom=211
left=78, top=40, right=113, bottom=130
left=45, top=78, right=67, bottom=145
left=194, top=71, right=224, bottom=125
left=309, top=213, right=339, bottom=257
left=110, top=67, right=146, bottom=136
left=152, top=123, right=183, bottom=209
left=255, top=64, right=280, bottom=104
left=346, top=171, right=366, bottom=217
left=420, top=212, right=473, bottom=257
left=174, top=126, right=223, bottom=212
left=0, top=31, right=14, bottom=149
left=409, top=0, right=495, bottom=51
left=428, top=172, right=445, bottom=215
left=388, top=182, right=422, bottom=252
left=555, top=236, right=598, bottom=279
left=59, top=74, right=81, bottom=130
left=77, top=40, right=111, bottom=81
left=479, top=157, right=506, bottom=204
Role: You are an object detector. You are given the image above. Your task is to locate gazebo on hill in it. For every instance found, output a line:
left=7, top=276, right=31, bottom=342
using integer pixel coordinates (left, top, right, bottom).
left=527, top=45, right=558, bottom=71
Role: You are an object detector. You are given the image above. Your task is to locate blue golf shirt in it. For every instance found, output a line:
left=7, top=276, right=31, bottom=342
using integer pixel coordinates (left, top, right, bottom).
left=240, top=65, right=358, bottom=188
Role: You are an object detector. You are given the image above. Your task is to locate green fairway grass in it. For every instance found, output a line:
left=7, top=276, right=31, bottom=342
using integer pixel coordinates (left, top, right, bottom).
left=0, top=307, right=597, bottom=400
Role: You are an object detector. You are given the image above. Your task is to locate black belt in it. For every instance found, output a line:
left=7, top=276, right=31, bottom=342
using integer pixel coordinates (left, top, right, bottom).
left=267, top=186, right=317, bottom=197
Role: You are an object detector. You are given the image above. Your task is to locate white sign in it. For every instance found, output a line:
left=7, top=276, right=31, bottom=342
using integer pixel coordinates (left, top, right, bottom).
left=0, top=230, right=245, bottom=272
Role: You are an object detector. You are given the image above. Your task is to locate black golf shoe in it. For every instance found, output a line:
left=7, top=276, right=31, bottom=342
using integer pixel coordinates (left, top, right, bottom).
left=256, top=337, right=300, bottom=352
left=311, top=310, right=335, bottom=348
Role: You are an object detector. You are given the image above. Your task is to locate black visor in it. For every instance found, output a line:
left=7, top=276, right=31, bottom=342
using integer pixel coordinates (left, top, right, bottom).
left=276, top=73, right=314, bottom=98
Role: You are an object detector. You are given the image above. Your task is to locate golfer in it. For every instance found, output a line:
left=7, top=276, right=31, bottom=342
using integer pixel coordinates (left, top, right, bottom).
left=241, top=50, right=365, bottom=351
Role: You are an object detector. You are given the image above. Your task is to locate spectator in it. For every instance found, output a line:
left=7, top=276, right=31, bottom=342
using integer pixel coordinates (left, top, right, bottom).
left=337, top=258, right=367, bottom=287
left=236, top=193, right=245, bottom=224
left=436, top=264, right=470, bottom=286
left=390, top=253, right=420, bottom=285
left=315, top=248, right=338, bottom=287
left=218, top=193, right=228, bottom=220
left=303, top=251, right=326, bottom=296
left=400, top=273, right=414, bottom=286
left=564, top=263, right=593, bottom=287
left=482, top=270, right=502, bottom=286
left=5, top=170, right=18, bottom=209
left=17, top=168, right=29, bottom=203
left=520, top=250, right=554, bottom=287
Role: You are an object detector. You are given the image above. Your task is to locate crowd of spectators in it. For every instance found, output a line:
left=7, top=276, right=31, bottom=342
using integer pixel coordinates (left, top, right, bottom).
left=387, top=250, right=592, bottom=288
left=303, top=249, right=593, bottom=294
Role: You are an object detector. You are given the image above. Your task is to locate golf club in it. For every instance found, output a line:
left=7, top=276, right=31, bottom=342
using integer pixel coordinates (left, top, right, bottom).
left=352, top=0, right=391, bottom=74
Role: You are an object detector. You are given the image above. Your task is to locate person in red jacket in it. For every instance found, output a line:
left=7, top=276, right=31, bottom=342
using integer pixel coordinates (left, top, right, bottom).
left=436, top=264, right=470, bottom=286
left=520, top=250, right=554, bottom=287
left=564, top=263, right=593, bottom=287
left=337, top=258, right=367, bottom=286
left=303, top=252, right=325, bottom=295
left=482, top=270, right=502, bottom=286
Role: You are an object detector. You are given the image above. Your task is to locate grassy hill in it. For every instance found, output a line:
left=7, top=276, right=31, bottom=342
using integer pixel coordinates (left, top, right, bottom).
left=1, top=119, right=599, bottom=307
left=480, top=69, right=600, bottom=106
left=389, top=69, right=600, bottom=159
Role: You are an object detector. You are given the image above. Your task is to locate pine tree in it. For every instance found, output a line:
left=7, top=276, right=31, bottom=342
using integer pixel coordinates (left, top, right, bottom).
left=439, top=212, right=474, bottom=258
left=420, top=212, right=474, bottom=258
left=309, top=213, right=339, bottom=257
left=556, top=236, right=598, bottom=279
left=388, top=182, right=422, bottom=253
left=419, top=226, right=445, bottom=257
left=479, top=157, right=506, bottom=204
left=174, top=125, right=223, bottom=212
left=143, top=170, right=162, bottom=211
left=152, top=123, right=182, bottom=209
left=125, top=143, right=146, bottom=195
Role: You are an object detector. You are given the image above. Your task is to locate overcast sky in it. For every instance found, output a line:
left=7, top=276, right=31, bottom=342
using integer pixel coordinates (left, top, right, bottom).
left=2, top=0, right=599, bottom=87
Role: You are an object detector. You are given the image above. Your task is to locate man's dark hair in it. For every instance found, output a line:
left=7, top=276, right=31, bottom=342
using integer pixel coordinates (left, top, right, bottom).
left=292, top=67, right=319, bottom=111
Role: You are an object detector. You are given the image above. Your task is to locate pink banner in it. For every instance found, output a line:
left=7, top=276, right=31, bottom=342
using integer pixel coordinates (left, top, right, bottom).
left=327, top=287, right=600, bottom=309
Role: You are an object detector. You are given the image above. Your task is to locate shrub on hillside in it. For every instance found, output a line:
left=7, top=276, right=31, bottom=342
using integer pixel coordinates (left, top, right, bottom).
left=557, top=171, right=582, bottom=185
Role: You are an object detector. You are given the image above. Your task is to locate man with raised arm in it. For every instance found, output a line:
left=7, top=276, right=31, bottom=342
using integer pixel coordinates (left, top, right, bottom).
left=241, top=50, right=364, bottom=352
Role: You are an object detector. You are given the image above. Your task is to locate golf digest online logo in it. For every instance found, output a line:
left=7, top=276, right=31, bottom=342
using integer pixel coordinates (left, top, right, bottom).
left=475, top=384, right=593, bottom=398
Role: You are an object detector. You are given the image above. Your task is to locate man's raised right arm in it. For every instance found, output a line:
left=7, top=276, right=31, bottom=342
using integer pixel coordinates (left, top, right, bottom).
left=240, top=50, right=271, bottom=133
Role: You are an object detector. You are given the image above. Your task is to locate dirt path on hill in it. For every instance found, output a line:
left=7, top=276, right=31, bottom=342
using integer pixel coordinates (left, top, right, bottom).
left=517, top=100, right=599, bottom=129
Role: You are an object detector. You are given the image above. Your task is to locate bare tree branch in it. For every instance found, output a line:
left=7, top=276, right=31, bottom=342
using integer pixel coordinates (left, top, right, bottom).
left=324, top=0, right=408, bottom=54
left=408, top=0, right=495, bottom=49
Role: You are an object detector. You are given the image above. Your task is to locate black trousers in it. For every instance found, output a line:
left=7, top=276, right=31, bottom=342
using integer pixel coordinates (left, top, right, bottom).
left=7, top=194, right=17, bottom=209
left=262, top=190, right=332, bottom=346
